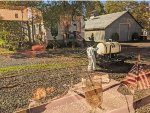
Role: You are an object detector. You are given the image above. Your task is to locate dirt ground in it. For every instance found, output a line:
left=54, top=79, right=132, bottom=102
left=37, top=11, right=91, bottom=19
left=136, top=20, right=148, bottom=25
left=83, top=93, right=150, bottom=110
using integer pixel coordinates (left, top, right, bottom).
left=121, top=42, right=150, bottom=64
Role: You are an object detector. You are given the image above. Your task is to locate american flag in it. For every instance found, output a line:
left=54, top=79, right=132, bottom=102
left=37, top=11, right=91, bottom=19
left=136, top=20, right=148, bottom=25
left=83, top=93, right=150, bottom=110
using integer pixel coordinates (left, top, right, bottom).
left=122, top=63, right=150, bottom=90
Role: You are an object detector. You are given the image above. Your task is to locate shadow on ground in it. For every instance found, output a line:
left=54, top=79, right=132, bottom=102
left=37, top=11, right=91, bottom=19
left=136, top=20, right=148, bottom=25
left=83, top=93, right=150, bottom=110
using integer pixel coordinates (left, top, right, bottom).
left=26, top=103, right=47, bottom=113
left=97, top=62, right=133, bottom=73
left=133, top=95, right=150, bottom=110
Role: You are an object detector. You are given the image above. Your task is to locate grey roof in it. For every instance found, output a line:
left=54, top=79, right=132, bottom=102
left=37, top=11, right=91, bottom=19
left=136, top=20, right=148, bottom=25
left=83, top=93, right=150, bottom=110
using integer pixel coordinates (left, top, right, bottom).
left=85, top=11, right=127, bottom=30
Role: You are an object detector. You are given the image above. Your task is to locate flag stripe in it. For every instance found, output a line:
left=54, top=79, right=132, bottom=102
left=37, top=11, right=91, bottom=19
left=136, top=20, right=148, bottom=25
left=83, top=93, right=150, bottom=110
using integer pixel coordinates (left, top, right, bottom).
left=139, top=72, right=150, bottom=89
left=139, top=74, right=146, bottom=89
left=125, top=76, right=136, bottom=80
left=141, top=72, right=150, bottom=89
left=128, top=73, right=137, bottom=78
left=122, top=63, right=150, bottom=90
left=123, top=79, right=137, bottom=83
left=138, top=80, right=143, bottom=90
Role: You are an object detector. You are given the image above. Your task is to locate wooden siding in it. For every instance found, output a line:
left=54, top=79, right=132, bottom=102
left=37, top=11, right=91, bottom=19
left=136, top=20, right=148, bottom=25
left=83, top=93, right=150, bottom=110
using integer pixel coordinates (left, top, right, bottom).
left=105, top=13, right=142, bottom=41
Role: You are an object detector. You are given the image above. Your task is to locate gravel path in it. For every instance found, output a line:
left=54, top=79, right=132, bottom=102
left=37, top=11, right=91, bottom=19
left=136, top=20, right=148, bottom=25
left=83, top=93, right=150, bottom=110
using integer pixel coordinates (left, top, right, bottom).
left=0, top=49, right=87, bottom=113
left=0, top=48, right=86, bottom=68
left=0, top=66, right=86, bottom=113
left=0, top=56, right=51, bottom=68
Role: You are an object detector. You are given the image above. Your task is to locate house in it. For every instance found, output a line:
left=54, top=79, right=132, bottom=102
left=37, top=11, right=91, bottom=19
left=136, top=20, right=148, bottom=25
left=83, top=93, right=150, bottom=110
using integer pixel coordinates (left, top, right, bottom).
left=84, top=11, right=143, bottom=42
left=46, top=15, right=85, bottom=47
left=0, top=6, right=46, bottom=43
left=59, top=15, right=85, bottom=44
left=0, top=6, right=29, bottom=21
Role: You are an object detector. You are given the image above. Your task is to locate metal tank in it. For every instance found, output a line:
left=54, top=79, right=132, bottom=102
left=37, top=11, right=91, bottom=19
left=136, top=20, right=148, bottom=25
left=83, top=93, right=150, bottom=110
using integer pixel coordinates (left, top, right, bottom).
left=96, top=42, right=121, bottom=55
left=92, top=39, right=132, bottom=64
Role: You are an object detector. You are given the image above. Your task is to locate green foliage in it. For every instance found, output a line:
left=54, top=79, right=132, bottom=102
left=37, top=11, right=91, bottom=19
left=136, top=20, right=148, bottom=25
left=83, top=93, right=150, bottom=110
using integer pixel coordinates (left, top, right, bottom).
left=131, top=1, right=150, bottom=30
left=0, top=39, right=6, bottom=46
left=0, top=31, right=9, bottom=39
left=0, top=30, right=23, bottom=50
left=40, top=1, right=105, bottom=28
left=105, top=1, right=127, bottom=13
left=111, top=33, right=119, bottom=41
left=83, top=1, right=105, bottom=17
left=0, top=20, right=30, bottom=50
left=132, top=32, right=139, bottom=41
left=0, top=1, right=44, bottom=46
left=0, top=31, right=10, bottom=47
left=0, top=48, right=15, bottom=55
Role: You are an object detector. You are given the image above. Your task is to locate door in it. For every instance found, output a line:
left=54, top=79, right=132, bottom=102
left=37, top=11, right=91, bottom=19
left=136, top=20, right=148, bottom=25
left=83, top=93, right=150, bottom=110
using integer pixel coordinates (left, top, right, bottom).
left=119, top=24, right=129, bottom=41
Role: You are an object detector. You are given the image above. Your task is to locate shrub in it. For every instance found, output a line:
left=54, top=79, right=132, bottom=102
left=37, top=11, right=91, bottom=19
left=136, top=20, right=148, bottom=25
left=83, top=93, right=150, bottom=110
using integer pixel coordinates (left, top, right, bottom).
left=0, top=38, right=6, bottom=47
left=132, top=32, right=139, bottom=41
left=111, top=33, right=119, bottom=41
left=0, top=31, right=9, bottom=39
left=0, top=31, right=9, bottom=47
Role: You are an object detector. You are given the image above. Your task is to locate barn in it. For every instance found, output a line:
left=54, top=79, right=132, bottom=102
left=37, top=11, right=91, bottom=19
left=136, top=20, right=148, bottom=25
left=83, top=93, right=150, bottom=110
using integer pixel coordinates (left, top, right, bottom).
left=84, top=11, right=143, bottom=42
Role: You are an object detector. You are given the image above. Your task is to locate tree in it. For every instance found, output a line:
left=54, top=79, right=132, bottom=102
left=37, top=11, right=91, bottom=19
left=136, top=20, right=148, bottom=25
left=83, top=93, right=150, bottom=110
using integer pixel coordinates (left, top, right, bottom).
left=40, top=1, right=105, bottom=27
left=132, top=1, right=150, bottom=30
left=105, top=1, right=127, bottom=13
left=82, top=1, right=104, bottom=17
left=104, top=1, right=150, bottom=30
left=0, top=1, right=44, bottom=48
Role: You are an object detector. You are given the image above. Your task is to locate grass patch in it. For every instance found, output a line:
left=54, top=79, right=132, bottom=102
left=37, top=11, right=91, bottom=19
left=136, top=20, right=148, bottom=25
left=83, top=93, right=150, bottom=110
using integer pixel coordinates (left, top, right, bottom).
left=0, top=61, right=87, bottom=73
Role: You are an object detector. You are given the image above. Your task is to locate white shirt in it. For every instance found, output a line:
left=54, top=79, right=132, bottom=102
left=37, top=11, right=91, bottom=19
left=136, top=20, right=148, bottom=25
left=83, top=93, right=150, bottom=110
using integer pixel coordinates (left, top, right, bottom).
left=87, top=47, right=97, bottom=57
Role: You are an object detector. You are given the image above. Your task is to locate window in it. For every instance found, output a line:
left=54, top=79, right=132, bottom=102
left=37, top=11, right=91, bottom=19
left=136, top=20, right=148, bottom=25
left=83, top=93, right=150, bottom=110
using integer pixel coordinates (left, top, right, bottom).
left=15, top=13, right=18, bottom=18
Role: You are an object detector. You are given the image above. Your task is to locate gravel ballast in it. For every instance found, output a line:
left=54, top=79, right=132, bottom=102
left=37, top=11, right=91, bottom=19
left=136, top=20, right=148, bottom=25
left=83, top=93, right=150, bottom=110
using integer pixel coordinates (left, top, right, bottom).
left=0, top=66, right=85, bottom=113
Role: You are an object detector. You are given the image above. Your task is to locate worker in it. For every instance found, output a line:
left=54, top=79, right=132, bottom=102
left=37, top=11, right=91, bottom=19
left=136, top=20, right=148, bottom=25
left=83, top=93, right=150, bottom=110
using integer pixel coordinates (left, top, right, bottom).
left=87, top=45, right=98, bottom=71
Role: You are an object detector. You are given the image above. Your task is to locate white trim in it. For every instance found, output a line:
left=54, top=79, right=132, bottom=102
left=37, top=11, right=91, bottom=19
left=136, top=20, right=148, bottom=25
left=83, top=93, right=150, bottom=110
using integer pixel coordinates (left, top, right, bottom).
left=119, top=23, right=130, bottom=41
